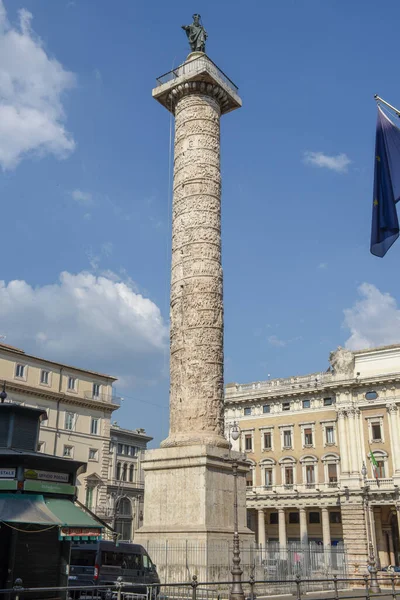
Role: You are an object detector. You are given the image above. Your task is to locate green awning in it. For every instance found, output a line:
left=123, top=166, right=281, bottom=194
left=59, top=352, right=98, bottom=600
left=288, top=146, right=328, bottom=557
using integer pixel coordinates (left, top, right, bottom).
left=0, top=494, right=60, bottom=525
left=44, top=498, right=103, bottom=529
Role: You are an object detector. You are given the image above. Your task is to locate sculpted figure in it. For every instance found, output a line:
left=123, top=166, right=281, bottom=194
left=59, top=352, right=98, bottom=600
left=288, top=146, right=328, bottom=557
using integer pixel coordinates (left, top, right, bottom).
left=182, top=14, right=207, bottom=53
left=329, top=347, right=355, bottom=376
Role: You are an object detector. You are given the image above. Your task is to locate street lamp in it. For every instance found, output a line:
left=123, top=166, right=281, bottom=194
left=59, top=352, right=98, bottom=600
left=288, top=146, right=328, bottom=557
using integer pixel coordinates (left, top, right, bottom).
left=227, top=422, right=245, bottom=600
left=362, top=461, right=381, bottom=593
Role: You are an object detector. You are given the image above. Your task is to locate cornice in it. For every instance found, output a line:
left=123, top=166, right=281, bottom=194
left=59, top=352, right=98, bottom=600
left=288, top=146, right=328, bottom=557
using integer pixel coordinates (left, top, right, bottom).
left=225, top=373, right=400, bottom=406
left=5, top=380, right=118, bottom=413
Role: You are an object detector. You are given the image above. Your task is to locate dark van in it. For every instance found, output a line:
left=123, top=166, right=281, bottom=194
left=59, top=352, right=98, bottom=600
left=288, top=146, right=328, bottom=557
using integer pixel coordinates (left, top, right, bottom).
left=69, top=541, right=160, bottom=594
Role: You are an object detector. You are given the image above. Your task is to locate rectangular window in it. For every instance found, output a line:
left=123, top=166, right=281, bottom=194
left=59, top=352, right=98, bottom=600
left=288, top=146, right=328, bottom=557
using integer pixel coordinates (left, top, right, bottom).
left=89, top=448, right=98, bottom=461
left=376, top=460, right=385, bottom=478
left=64, top=412, right=75, bottom=431
left=328, top=463, right=338, bottom=482
left=304, top=428, right=313, bottom=446
left=270, top=512, right=278, bottom=525
left=85, top=487, right=93, bottom=510
left=245, top=434, right=253, bottom=451
left=63, top=445, right=73, bottom=458
left=282, top=402, right=290, bottom=411
left=117, top=443, right=123, bottom=454
left=265, top=468, right=273, bottom=486
left=306, top=464, right=315, bottom=484
left=263, top=404, right=270, bottom=414
left=323, top=397, right=334, bottom=406
left=264, top=431, right=272, bottom=449
left=326, top=426, right=335, bottom=445
left=244, top=407, right=251, bottom=416
left=329, top=512, right=341, bottom=524
left=283, top=430, right=292, bottom=448
left=289, top=512, right=299, bottom=524
left=371, top=423, right=382, bottom=441
left=91, top=418, right=99, bottom=435
left=302, top=399, right=311, bottom=409
left=246, top=470, right=253, bottom=487
left=129, top=446, right=136, bottom=456
left=92, top=383, right=101, bottom=398
left=15, top=364, right=25, bottom=378
left=40, top=370, right=50, bottom=385
left=124, top=444, right=129, bottom=455
left=285, top=466, right=294, bottom=485
left=68, top=376, right=76, bottom=391
left=309, top=511, right=320, bottom=524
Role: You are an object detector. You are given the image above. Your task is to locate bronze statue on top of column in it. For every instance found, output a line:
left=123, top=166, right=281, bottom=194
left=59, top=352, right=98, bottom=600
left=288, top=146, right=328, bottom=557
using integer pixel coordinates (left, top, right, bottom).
left=182, top=14, right=207, bottom=53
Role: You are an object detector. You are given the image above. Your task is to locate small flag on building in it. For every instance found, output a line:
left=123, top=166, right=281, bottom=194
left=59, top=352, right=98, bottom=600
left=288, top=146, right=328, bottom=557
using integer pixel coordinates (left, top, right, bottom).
left=369, top=451, right=379, bottom=481
left=371, top=103, right=400, bottom=257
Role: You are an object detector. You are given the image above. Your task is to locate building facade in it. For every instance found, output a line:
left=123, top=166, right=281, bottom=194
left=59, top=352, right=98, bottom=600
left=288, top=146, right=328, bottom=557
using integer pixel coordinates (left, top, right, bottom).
left=224, top=344, right=400, bottom=574
left=95, top=424, right=152, bottom=541
left=0, top=342, right=120, bottom=510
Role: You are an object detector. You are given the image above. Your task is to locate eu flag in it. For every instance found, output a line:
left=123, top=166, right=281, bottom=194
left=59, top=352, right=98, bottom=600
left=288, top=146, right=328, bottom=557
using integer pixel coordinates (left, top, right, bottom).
left=371, top=107, right=400, bottom=257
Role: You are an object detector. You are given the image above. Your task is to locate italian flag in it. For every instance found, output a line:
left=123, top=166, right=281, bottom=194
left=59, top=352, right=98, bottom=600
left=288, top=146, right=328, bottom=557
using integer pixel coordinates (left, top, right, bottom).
left=369, top=451, right=379, bottom=481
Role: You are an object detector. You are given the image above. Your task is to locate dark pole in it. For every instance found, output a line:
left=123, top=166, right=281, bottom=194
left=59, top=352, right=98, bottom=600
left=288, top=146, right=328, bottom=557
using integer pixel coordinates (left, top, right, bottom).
left=230, top=458, right=245, bottom=600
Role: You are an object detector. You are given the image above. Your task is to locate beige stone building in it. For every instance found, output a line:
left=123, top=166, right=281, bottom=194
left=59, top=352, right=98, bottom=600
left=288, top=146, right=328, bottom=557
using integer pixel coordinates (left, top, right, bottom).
left=94, top=424, right=152, bottom=541
left=0, top=342, right=120, bottom=510
left=225, top=344, right=400, bottom=574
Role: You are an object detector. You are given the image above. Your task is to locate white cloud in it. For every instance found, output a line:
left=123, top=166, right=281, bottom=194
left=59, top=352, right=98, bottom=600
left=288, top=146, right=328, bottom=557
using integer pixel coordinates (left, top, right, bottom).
left=268, top=334, right=303, bottom=348
left=303, top=151, right=351, bottom=173
left=71, top=189, right=93, bottom=205
left=0, top=1, right=75, bottom=169
left=318, top=262, right=328, bottom=270
left=268, top=335, right=287, bottom=348
left=0, top=271, right=168, bottom=383
left=344, top=283, right=400, bottom=350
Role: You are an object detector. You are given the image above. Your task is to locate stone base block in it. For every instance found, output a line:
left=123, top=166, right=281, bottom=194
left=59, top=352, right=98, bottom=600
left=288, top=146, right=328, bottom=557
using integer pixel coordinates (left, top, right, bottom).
left=135, top=444, right=254, bottom=544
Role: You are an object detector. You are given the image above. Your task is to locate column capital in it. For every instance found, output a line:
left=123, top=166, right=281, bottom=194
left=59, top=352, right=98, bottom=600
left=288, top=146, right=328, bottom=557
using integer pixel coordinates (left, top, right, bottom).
left=337, top=407, right=347, bottom=419
left=386, top=402, right=398, bottom=415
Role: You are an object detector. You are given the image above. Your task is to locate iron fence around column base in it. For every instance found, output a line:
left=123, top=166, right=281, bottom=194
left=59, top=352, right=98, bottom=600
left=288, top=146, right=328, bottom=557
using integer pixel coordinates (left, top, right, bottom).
left=144, top=540, right=348, bottom=585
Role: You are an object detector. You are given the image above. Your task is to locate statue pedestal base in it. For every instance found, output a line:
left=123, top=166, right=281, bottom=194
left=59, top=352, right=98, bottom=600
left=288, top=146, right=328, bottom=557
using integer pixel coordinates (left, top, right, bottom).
left=135, top=444, right=254, bottom=580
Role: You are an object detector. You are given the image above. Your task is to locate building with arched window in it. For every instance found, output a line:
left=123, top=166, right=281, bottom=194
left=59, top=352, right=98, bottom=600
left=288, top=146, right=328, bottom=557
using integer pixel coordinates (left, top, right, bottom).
left=105, top=424, right=153, bottom=541
left=225, top=344, right=400, bottom=575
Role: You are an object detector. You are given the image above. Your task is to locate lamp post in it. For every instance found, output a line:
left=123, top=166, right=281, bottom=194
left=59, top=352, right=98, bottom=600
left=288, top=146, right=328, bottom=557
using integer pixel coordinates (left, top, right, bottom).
left=362, top=462, right=381, bottom=593
left=228, top=422, right=245, bottom=600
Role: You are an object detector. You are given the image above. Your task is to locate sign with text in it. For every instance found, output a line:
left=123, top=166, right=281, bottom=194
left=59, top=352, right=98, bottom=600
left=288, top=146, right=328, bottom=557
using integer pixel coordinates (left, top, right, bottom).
left=24, top=469, right=69, bottom=483
left=0, top=469, right=16, bottom=479
left=24, top=480, right=76, bottom=495
left=60, top=527, right=102, bottom=537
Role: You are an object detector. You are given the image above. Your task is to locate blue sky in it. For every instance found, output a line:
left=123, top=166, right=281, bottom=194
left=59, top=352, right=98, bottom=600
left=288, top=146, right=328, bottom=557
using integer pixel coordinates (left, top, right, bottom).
left=1, top=0, right=400, bottom=446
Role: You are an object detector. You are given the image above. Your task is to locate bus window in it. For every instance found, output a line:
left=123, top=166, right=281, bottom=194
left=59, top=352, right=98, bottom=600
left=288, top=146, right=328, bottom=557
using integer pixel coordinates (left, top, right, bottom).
left=124, top=554, right=142, bottom=570
left=102, top=552, right=123, bottom=567
left=70, top=549, right=95, bottom=566
left=143, top=555, right=152, bottom=570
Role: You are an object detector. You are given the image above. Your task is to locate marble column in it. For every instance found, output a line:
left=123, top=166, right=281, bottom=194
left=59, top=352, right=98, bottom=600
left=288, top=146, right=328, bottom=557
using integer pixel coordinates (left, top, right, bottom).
left=258, top=509, right=266, bottom=549
left=347, top=409, right=358, bottom=474
left=337, top=409, right=350, bottom=474
left=300, top=508, right=308, bottom=546
left=387, top=404, right=400, bottom=473
left=279, top=508, right=286, bottom=549
left=375, top=508, right=388, bottom=568
left=322, top=508, right=331, bottom=547
left=388, top=531, right=396, bottom=565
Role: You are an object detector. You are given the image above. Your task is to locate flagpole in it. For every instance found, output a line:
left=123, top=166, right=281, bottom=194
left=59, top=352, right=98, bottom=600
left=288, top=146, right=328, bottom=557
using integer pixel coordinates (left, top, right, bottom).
left=374, top=94, right=400, bottom=117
